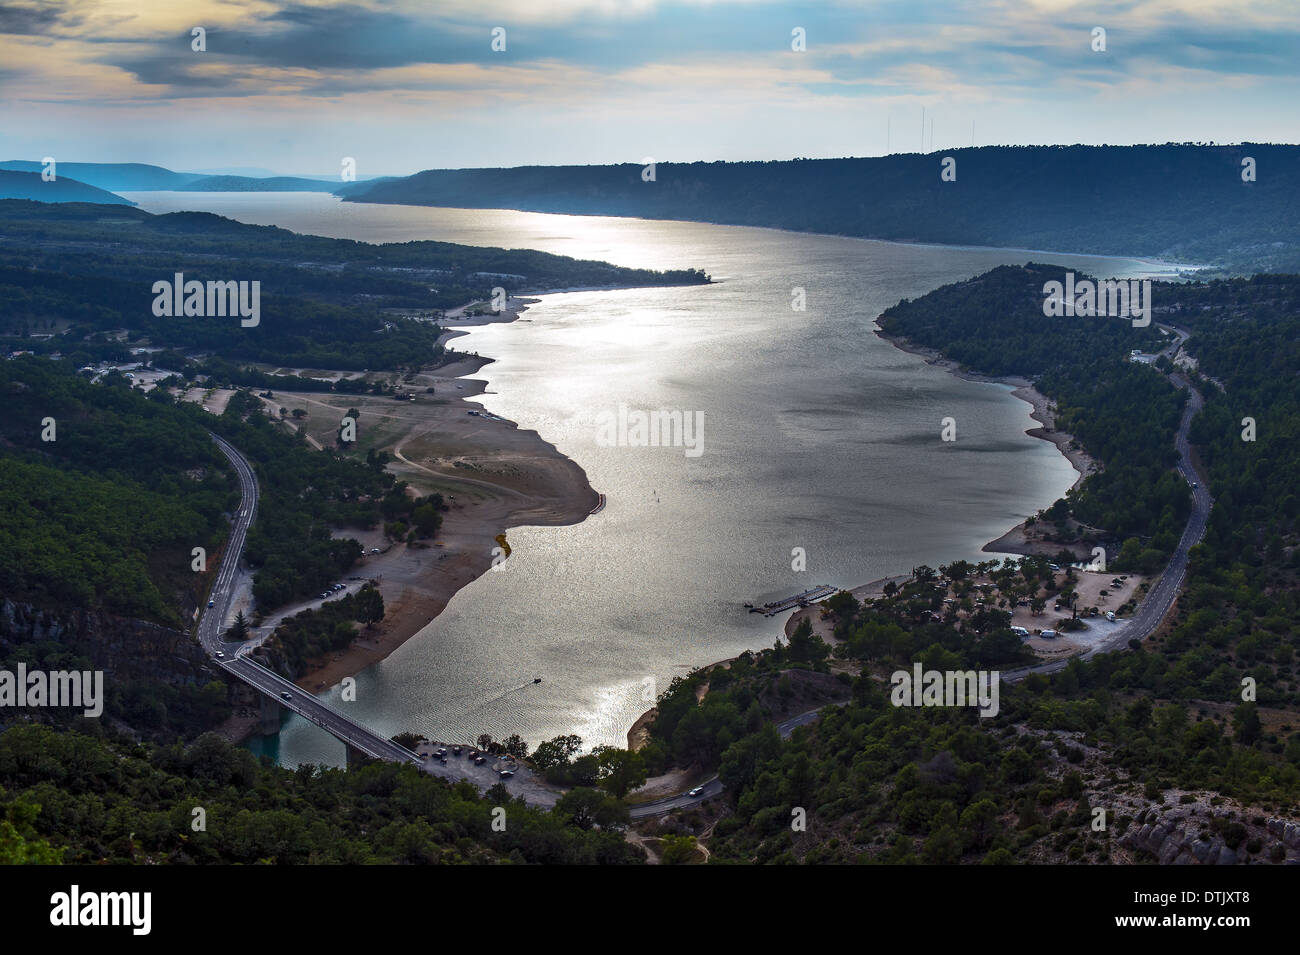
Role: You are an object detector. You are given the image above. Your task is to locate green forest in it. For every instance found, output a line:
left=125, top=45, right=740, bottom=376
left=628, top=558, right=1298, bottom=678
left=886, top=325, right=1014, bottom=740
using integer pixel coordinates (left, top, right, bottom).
left=0, top=199, right=709, bottom=372
left=0, top=725, right=639, bottom=864
left=344, top=144, right=1300, bottom=273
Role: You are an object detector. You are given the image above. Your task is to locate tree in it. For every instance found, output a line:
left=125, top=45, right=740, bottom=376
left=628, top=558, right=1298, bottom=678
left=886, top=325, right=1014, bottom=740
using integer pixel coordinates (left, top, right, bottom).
left=1233, top=703, right=1261, bottom=746
left=659, top=834, right=699, bottom=865
left=227, top=610, right=250, bottom=642
left=554, top=787, right=628, bottom=831
left=412, top=504, right=441, bottom=538
left=532, top=735, right=583, bottom=771
left=595, top=747, right=647, bottom=799
left=922, top=824, right=962, bottom=864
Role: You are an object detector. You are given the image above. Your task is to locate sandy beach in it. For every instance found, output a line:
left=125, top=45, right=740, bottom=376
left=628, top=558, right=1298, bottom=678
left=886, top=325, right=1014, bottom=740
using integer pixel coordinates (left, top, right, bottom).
left=249, top=297, right=599, bottom=694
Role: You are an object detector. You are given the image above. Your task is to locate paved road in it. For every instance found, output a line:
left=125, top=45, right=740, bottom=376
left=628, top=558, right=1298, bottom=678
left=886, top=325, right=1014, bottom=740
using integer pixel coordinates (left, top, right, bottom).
left=1003, top=326, right=1211, bottom=682
left=627, top=701, right=847, bottom=818
left=199, top=432, right=421, bottom=765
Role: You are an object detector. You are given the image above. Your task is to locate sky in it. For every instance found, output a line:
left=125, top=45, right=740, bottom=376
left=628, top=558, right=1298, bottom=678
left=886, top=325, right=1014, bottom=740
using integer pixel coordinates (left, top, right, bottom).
left=2, top=0, right=1299, bottom=177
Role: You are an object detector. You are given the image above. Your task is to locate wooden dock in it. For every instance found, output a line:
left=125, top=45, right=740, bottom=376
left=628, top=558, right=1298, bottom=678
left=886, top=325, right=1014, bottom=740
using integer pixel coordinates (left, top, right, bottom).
left=747, top=584, right=837, bottom=617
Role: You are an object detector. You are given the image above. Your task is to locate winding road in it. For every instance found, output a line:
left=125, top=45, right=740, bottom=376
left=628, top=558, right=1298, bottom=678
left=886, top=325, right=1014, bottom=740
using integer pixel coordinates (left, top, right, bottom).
left=1002, top=325, right=1212, bottom=681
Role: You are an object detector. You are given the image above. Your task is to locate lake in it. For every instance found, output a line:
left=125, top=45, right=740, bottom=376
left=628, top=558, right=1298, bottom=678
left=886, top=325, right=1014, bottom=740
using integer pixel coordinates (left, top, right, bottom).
left=126, top=192, right=1173, bottom=766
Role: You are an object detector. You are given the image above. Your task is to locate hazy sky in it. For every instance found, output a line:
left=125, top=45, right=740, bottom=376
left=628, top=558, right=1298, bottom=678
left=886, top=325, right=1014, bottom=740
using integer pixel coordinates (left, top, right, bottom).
left=3, top=0, right=1299, bottom=176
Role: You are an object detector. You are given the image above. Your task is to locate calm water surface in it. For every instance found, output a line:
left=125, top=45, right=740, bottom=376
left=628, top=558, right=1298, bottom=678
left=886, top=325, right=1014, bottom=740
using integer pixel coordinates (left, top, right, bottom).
left=127, top=192, right=1172, bottom=765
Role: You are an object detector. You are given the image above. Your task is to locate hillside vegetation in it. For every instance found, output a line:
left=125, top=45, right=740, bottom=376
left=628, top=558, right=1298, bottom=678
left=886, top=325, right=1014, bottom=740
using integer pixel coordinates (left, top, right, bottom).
left=344, top=144, right=1300, bottom=273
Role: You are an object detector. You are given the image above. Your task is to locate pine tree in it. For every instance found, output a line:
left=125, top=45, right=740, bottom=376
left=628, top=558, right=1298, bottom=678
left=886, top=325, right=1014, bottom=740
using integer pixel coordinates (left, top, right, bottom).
left=228, top=610, right=250, bottom=642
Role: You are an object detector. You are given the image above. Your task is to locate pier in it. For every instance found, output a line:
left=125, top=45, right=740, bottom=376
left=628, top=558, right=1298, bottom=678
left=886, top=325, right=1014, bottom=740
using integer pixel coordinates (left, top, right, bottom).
left=747, top=584, right=838, bottom=617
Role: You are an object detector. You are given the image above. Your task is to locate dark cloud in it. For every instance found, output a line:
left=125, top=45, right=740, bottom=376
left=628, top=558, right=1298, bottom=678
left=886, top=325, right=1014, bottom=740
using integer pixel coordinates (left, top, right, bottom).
left=0, top=0, right=79, bottom=35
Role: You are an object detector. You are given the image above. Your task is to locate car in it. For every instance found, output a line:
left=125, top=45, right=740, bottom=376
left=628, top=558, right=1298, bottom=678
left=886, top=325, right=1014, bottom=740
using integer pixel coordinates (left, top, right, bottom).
left=215, top=650, right=225, bottom=658
left=499, top=770, right=515, bottom=778
left=1191, top=481, right=1199, bottom=488
left=1041, top=629, right=1058, bottom=638
left=370, top=547, right=381, bottom=554
left=280, top=691, right=292, bottom=700
left=474, top=756, right=486, bottom=765
left=452, top=745, right=462, bottom=756
left=319, top=592, right=328, bottom=599
left=333, top=584, right=344, bottom=591
left=687, top=786, right=705, bottom=798
left=207, top=599, right=215, bottom=608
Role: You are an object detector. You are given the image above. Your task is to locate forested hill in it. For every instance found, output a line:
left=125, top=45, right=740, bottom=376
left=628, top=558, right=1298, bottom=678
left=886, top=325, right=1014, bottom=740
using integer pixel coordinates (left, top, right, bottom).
left=342, top=144, right=1300, bottom=274
left=878, top=263, right=1300, bottom=705
left=0, top=170, right=135, bottom=206
left=0, top=200, right=708, bottom=370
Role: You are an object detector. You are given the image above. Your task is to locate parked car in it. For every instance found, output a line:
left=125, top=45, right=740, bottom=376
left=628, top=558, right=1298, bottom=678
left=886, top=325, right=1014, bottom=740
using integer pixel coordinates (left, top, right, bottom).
left=474, top=756, right=486, bottom=765
left=499, top=770, right=515, bottom=778
left=452, top=746, right=462, bottom=756
left=1041, top=629, right=1058, bottom=638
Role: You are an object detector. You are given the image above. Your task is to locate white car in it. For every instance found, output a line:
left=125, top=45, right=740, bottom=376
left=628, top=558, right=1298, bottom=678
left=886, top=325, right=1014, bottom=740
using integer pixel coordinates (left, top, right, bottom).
left=688, top=786, right=705, bottom=798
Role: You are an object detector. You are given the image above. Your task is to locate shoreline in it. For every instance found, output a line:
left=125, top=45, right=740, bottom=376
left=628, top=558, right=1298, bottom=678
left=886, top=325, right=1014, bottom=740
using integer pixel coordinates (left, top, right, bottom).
left=268, top=295, right=600, bottom=697
left=263, top=300, right=1099, bottom=753
left=625, top=329, right=1102, bottom=747
left=874, top=327, right=1099, bottom=557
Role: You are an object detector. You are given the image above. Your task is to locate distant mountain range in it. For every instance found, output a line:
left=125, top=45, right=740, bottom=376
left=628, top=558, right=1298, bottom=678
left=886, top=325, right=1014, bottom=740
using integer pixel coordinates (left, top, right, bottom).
left=0, top=170, right=136, bottom=205
left=0, top=161, right=350, bottom=200
left=337, top=144, right=1300, bottom=273
left=8, top=146, right=1299, bottom=273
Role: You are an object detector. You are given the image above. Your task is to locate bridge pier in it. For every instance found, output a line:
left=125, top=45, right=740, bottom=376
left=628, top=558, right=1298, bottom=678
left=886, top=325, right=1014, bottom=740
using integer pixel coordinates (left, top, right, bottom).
left=257, top=693, right=282, bottom=735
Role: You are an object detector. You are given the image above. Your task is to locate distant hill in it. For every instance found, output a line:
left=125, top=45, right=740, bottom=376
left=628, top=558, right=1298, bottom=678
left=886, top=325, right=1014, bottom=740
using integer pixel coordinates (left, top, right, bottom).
left=341, top=144, right=1300, bottom=273
left=0, top=160, right=199, bottom=191
left=0, top=170, right=135, bottom=205
left=1, top=160, right=342, bottom=194
left=181, top=174, right=337, bottom=192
